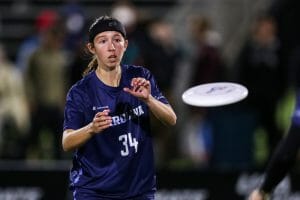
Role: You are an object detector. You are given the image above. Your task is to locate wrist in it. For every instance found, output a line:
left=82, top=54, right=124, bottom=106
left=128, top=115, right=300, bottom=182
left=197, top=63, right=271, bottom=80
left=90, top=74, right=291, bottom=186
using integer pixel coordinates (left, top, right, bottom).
left=143, top=94, right=154, bottom=104
left=86, top=123, right=95, bottom=136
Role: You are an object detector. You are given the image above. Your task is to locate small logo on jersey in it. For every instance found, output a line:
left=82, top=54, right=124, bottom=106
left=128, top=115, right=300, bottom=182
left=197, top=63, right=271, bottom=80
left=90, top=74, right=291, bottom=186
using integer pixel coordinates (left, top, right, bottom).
left=92, top=105, right=109, bottom=111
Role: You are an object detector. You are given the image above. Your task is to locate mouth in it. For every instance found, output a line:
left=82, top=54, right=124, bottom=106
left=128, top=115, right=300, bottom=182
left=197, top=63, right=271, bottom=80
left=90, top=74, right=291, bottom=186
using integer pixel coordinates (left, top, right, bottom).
left=108, top=55, right=117, bottom=59
left=107, top=55, right=119, bottom=64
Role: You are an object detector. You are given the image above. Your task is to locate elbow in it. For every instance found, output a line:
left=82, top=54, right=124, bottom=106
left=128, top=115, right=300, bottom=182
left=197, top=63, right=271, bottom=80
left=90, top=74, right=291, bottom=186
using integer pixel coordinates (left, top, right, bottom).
left=62, top=140, right=76, bottom=152
left=62, top=141, right=71, bottom=152
left=167, top=114, right=177, bottom=126
left=170, top=107, right=177, bottom=126
left=171, top=115, right=177, bottom=126
left=62, top=136, right=74, bottom=152
left=62, top=145, right=70, bottom=152
left=62, top=144, right=75, bottom=152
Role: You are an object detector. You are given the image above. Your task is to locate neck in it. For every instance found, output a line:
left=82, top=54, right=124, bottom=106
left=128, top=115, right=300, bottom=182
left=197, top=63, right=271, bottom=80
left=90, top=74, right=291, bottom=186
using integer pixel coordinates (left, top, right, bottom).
left=96, top=65, right=122, bottom=87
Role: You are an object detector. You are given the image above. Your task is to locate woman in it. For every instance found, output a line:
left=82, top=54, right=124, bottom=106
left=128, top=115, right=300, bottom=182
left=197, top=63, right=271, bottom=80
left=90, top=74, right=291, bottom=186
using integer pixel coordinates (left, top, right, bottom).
left=62, top=16, right=177, bottom=200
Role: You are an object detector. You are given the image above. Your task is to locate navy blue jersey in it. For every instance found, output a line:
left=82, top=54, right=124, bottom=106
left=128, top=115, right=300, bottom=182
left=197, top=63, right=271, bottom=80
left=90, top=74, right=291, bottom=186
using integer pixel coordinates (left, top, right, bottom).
left=63, top=65, right=169, bottom=199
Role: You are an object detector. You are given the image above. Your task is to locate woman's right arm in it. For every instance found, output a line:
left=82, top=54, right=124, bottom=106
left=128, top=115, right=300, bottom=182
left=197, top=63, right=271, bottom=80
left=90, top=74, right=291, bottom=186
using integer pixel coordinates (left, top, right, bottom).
left=62, top=109, right=112, bottom=151
left=62, top=125, right=93, bottom=152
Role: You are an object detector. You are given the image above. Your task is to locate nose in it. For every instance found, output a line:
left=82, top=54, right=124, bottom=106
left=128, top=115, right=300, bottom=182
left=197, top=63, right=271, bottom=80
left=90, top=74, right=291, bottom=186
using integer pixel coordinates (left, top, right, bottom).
left=108, top=41, right=116, bottom=50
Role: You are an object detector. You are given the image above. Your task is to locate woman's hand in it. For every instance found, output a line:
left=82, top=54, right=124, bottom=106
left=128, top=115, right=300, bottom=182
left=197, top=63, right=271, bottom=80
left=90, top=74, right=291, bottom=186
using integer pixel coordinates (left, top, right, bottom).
left=124, top=77, right=177, bottom=126
left=90, top=109, right=112, bottom=134
left=123, top=77, right=151, bottom=102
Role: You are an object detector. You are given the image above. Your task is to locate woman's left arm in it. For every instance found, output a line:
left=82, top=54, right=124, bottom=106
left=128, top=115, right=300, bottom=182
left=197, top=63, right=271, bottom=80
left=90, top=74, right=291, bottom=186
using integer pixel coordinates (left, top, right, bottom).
left=144, top=95, right=177, bottom=126
left=123, top=77, right=177, bottom=126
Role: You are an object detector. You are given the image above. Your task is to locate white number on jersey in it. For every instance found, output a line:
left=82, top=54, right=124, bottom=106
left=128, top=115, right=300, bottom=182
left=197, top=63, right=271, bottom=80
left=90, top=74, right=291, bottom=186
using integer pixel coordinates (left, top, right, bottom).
left=118, top=133, right=139, bottom=156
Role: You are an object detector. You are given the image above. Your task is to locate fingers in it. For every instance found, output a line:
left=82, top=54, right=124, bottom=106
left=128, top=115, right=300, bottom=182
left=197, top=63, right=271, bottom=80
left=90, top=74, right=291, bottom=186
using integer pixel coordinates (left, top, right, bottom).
left=123, top=77, right=151, bottom=102
left=131, top=77, right=148, bottom=86
left=95, top=109, right=110, bottom=118
left=124, top=77, right=149, bottom=92
left=131, top=77, right=150, bottom=91
left=91, top=109, right=112, bottom=133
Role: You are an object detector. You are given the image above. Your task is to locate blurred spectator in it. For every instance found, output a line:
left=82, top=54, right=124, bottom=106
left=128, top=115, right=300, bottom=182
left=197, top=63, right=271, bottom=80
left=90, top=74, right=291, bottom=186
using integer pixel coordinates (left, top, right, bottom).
left=60, top=0, right=88, bottom=86
left=142, top=18, right=182, bottom=94
left=234, top=14, right=285, bottom=161
left=60, top=0, right=86, bottom=51
left=24, top=18, right=69, bottom=159
left=66, top=42, right=89, bottom=87
left=188, top=15, right=224, bottom=86
left=142, top=18, right=182, bottom=166
left=16, top=9, right=60, bottom=73
left=0, top=44, right=30, bottom=159
left=179, top=15, right=225, bottom=168
left=179, top=107, right=213, bottom=168
left=66, top=38, right=92, bottom=91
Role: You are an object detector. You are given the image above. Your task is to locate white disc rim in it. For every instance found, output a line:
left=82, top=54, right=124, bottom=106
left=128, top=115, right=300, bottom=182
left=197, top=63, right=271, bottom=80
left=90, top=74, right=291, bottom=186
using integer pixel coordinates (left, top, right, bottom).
left=182, top=82, right=248, bottom=107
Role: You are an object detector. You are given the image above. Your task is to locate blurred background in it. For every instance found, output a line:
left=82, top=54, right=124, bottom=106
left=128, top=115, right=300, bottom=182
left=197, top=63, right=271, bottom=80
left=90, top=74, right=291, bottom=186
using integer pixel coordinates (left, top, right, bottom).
left=1, top=0, right=300, bottom=199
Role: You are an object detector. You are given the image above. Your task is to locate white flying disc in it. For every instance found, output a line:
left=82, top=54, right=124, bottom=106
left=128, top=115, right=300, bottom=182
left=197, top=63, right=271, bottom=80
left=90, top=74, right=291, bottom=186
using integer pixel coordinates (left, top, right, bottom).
left=182, top=82, right=248, bottom=107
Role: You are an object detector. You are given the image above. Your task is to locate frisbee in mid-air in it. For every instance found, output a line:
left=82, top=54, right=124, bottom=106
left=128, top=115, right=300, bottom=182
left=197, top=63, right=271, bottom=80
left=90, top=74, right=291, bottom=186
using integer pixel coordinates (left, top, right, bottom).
left=182, top=82, right=248, bottom=107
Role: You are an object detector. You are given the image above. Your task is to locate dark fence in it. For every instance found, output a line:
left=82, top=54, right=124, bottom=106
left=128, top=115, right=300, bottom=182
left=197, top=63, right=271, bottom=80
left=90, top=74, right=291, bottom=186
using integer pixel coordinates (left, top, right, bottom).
left=0, top=161, right=300, bottom=200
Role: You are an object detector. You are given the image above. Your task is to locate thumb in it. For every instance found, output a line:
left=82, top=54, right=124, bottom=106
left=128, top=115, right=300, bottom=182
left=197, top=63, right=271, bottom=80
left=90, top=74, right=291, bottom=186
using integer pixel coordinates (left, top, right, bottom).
left=123, top=87, right=133, bottom=94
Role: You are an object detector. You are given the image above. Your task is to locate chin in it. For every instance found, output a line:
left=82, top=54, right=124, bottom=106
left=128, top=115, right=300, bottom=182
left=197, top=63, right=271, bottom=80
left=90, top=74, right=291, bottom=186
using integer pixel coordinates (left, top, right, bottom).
left=106, top=63, right=120, bottom=69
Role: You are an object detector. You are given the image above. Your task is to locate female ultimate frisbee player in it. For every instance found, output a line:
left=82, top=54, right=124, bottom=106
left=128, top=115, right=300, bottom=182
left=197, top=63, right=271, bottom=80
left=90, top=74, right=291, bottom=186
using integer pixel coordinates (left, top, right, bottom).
left=62, top=16, right=177, bottom=200
left=249, top=95, right=300, bottom=199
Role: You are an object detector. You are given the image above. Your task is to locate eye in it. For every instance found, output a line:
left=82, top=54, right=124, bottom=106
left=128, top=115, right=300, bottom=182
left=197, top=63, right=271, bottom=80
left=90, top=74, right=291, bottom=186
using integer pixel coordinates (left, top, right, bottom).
left=99, top=39, right=106, bottom=44
left=114, top=37, right=123, bottom=43
left=95, top=38, right=106, bottom=44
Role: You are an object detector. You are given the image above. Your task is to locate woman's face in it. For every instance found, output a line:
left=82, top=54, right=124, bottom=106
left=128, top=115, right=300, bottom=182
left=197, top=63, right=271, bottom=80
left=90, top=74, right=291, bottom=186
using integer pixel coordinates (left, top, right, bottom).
left=88, top=31, right=128, bottom=70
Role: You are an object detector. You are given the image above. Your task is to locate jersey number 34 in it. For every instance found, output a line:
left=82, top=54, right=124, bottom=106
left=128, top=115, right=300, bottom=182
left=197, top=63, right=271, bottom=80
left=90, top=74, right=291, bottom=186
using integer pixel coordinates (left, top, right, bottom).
left=118, top=133, right=139, bottom=156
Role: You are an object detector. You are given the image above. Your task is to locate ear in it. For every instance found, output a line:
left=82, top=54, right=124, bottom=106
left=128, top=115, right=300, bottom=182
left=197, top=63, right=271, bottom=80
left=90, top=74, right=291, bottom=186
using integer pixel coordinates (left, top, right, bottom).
left=87, top=43, right=95, bottom=54
left=124, top=40, right=128, bottom=50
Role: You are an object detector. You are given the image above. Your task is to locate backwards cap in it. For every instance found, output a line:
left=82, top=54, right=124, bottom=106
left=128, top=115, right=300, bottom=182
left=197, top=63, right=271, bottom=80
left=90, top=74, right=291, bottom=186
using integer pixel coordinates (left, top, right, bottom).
left=88, top=16, right=126, bottom=42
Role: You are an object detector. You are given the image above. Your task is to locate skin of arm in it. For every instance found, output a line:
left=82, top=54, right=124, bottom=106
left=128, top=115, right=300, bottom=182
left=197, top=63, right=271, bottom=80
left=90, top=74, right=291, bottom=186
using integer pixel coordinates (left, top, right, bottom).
left=62, top=109, right=112, bottom=151
left=144, top=95, right=177, bottom=126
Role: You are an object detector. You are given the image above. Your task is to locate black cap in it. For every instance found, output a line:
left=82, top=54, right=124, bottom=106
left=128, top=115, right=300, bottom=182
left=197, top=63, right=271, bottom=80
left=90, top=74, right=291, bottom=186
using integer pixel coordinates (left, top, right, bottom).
left=88, top=16, right=126, bottom=42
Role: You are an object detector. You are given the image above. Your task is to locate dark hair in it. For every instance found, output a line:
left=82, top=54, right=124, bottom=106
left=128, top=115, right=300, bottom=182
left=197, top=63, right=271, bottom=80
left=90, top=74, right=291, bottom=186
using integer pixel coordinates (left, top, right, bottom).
left=83, top=16, right=126, bottom=76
